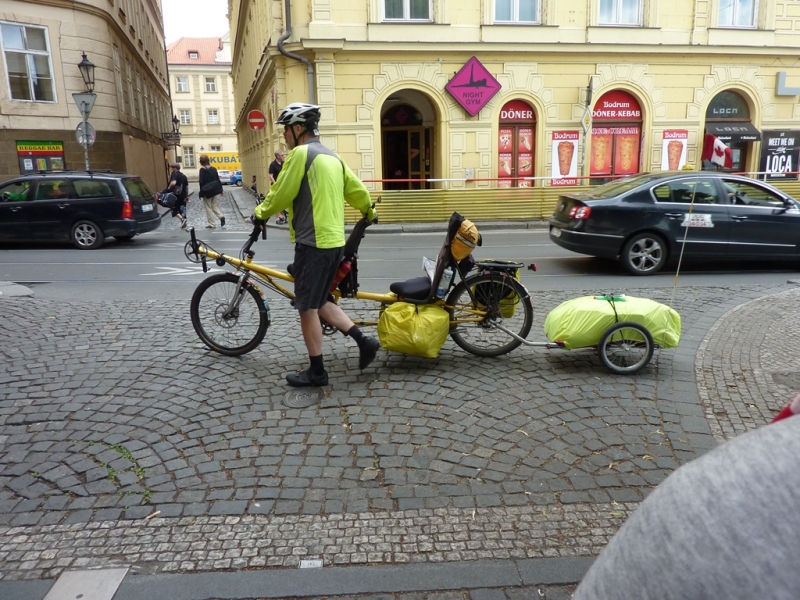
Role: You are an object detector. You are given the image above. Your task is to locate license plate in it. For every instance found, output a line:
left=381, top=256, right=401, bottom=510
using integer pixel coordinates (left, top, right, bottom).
left=141, top=204, right=153, bottom=212
left=550, top=226, right=562, bottom=238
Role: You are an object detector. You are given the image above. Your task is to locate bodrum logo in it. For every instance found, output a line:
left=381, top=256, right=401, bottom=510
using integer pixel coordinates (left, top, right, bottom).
left=445, top=57, right=502, bottom=117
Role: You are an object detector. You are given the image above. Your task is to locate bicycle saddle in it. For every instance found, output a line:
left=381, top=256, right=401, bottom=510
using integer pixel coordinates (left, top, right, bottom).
left=389, top=276, right=431, bottom=301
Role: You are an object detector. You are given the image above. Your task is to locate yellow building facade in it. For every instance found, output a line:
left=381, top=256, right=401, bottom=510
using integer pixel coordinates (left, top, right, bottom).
left=228, top=0, right=800, bottom=221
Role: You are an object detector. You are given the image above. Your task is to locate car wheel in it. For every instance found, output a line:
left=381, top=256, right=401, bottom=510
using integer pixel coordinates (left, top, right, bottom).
left=621, top=232, right=666, bottom=275
left=114, top=235, right=135, bottom=242
left=235, top=181, right=242, bottom=187
left=71, top=220, right=105, bottom=249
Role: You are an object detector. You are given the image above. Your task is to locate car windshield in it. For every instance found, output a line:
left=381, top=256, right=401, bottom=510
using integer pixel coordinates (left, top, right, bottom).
left=583, top=174, right=665, bottom=199
left=123, top=178, right=153, bottom=199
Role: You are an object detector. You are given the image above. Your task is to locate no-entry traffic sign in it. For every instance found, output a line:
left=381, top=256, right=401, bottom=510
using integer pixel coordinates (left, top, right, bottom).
left=248, top=110, right=267, bottom=131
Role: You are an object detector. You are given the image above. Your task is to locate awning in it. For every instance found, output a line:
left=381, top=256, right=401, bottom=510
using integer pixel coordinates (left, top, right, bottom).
left=705, top=122, right=761, bottom=142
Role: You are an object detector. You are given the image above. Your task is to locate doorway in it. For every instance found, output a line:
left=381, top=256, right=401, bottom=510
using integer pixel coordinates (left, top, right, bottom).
left=380, top=98, right=435, bottom=190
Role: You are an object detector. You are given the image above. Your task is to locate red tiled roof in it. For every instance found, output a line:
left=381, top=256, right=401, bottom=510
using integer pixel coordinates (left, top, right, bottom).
left=166, top=38, right=230, bottom=65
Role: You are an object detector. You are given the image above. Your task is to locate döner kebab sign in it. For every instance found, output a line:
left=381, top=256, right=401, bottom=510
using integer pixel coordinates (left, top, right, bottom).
left=445, top=57, right=502, bottom=117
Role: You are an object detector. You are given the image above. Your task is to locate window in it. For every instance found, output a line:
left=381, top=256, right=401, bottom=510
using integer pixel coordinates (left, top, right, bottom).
left=495, top=0, right=539, bottom=22
left=210, top=145, right=221, bottom=152
left=204, top=77, right=216, bottom=92
left=74, top=179, right=115, bottom=199
left=599, top=0, right=641, bottom=25
left=183, top=146, right=195, bottom=168
left=176, top=76, right=188, bottom=92
left=652, top=179, right=720, bottom=205
left=189, top=51, right=198, bottom=59
left=0, top=179, right=31, bottom=201
left=179, top=109, right=191, bottom=125
left=384, top=0, right=431, bottom=20
left=723, top=180, right=786, bottom=208
left=719, top=0, right=757, bottom=27
left=126, top=60, right=136, bottom=118
left=207, top=109, right=219, bottom=125
left=35, top=180, right=72, bottom=201
left=113, top=46, right=125, bottom=112
left=0, top=22, right=55, bottom=102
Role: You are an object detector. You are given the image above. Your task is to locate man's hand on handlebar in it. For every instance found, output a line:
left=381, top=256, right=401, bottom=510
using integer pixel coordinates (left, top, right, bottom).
left=364, top=206, right=378, bottom=224
left=250, top=214, right=266, bottom=229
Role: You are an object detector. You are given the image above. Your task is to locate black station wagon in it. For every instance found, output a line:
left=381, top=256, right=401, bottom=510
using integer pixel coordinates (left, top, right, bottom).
left=549, top=172, right=800, bottom=275
left=0, top=171, right=161, bottom=249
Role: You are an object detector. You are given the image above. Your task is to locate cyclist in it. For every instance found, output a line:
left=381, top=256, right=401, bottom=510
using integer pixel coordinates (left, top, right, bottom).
left=252, top=102, right=379, bottom=387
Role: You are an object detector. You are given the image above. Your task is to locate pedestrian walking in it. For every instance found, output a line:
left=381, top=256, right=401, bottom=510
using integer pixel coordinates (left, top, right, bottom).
left=167, top=162, right=189, bottom=229
left=251, top=102, right=379, bottom=387
left=198, top=154, right=226, bottom=229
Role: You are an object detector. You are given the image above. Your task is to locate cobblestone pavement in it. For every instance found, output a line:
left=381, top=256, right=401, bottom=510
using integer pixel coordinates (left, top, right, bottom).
left=3, top=275, right=799, bottom=590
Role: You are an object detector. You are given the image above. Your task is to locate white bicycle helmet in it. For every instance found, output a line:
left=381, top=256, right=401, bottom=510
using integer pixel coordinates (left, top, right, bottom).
left=275, top=103, right=321, bottom=126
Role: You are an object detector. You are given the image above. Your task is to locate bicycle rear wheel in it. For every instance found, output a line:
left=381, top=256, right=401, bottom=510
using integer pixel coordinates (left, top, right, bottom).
left=190, top=272, right=270, bottom=356
left=446, top=272, right=533, bottom=357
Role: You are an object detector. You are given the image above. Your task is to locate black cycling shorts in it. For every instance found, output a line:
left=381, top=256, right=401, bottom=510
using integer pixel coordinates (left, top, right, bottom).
left=292, top=243, right=344, bottom=311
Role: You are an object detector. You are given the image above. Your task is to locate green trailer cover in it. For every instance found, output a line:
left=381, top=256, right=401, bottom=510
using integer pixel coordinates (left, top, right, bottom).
left=544, top=295, right=681, bottom=350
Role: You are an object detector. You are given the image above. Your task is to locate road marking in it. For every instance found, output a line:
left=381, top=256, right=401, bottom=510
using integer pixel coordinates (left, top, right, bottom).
left=140, top=266, right=218, bottom=276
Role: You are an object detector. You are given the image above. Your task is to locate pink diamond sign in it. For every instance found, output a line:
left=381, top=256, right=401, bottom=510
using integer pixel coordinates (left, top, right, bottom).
left=445, top=56, right=502, bottom=117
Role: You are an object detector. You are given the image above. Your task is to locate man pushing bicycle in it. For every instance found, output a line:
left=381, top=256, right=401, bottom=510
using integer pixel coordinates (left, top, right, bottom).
left=252, top=103, right=380, bottom=387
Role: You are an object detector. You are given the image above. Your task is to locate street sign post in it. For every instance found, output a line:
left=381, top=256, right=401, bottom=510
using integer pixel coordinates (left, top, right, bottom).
left=580, top=107, right=592, bottom=177
left=72, top=92, right=97, bottom=170
left=248, top=109, right=266, bottom=131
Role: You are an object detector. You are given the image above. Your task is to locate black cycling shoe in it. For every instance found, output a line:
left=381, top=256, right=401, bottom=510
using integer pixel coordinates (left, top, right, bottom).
left=286, top=368, right=328, bottom=387
left=358, top=336, right=381, bottom=370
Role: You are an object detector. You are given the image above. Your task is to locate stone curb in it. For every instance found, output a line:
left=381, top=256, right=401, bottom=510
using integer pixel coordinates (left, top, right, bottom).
left=0, top=556, right=593, bottom=600
left=0, top=281, right=33, bottom=298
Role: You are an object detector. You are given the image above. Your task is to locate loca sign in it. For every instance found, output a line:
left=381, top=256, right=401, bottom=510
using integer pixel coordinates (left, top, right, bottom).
left=445, top=57, right=502, bottom=117
left=759, top=130, right=800, bottom=180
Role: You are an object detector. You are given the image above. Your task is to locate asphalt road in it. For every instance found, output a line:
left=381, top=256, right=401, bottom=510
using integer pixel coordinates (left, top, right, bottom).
left=2, top=227, right=800, bottom=301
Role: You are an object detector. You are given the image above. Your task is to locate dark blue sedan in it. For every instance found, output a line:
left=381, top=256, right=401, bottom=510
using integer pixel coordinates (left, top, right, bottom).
left=549, top=172, right=800, bottom=275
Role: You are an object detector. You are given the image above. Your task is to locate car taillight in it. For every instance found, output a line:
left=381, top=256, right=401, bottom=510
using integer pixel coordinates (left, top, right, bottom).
left=122, top=200, right=133, bottom=219
left=568, top=205, right=591, bottom=219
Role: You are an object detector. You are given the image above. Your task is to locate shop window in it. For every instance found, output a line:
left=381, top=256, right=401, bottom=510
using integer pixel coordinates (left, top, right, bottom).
left=719, top=0, right=757, bottom=27
left=205, top=77, right=217, bottom=93
left=176, top=76, right=188, bottom=92
left=495, top=0, right=540, bottom=23
left=599, top=0, right=641, bottom=25
left=208, top=109, right=219, bottom=125
left=590, top=90, right=642, bottom=183
left=497, top=100, right=536, bottom=188
left=0, top=22, right=55, bottom=102
left=179, top=109, right=191, bottom=125
left=384, top=0, right=431, bottom=21
left=381, top=102, right=432, bottom=190
left=703, top=90, right=759, bottom=173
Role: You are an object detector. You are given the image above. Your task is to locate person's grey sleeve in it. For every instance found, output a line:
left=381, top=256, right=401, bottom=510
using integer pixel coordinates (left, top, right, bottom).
left=574, top=417, right=800, bottom=600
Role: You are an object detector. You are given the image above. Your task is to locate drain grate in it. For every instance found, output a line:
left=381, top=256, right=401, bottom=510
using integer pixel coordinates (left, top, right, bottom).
left=283, top=388, right=324, bottom=408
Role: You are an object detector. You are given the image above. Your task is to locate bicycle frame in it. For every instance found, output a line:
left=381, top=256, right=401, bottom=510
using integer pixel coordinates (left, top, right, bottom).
left=186, top=227, right=491, bottom=329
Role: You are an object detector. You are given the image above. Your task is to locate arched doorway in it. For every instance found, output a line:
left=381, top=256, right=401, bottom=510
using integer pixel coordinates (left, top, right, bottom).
left=590, top=90, right=643, bottom=184
left=702, top=90, right=761, bottom=172
left=497, top=100, right=536, bottom=188
left=381, top=92, right=435, bottom=190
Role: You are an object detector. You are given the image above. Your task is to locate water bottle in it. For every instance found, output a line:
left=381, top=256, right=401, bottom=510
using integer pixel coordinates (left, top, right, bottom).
left=436, top=267, right=453, bottom=298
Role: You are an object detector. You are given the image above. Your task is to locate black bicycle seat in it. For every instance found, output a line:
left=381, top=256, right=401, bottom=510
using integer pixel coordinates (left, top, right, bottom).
left=389, top=276, right=431, bottom=301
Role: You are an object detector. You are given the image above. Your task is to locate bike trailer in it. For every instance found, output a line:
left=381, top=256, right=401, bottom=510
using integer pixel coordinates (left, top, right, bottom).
left=544, top=295, right=681, bottom=350
left=378, top=302, right=449, bottom=358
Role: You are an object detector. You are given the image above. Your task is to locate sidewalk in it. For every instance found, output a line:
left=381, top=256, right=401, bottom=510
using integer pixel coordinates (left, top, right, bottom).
left=1, top=238, right=799, bottom=598
left=225, top=185, right=549, bottom=233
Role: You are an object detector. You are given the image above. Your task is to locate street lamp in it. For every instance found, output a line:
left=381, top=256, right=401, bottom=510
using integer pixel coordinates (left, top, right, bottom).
left=73, top=52, right=97, bottom=171
left=172, top=114, right=180, bottom=132
left=77, top=52, right=95, bottom=92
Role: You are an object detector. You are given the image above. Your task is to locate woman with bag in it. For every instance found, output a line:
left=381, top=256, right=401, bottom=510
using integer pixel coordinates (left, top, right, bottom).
left=198, top=154, right=226, bottom=229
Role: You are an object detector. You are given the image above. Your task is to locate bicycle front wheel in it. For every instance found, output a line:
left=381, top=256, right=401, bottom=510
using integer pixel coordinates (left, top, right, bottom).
left=446, top=272, right=533, bottom=357
left=190, top=273, right=270, bottom=356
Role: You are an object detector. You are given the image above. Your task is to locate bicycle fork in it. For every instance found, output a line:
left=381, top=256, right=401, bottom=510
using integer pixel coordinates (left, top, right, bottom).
left=221, top=272, right=250, bottom=318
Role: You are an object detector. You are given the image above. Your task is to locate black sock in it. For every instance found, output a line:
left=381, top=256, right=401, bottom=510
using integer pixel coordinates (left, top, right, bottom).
left=346, top=326, right=365, bottom=345
left=309, top=354, right=325, bottom=375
